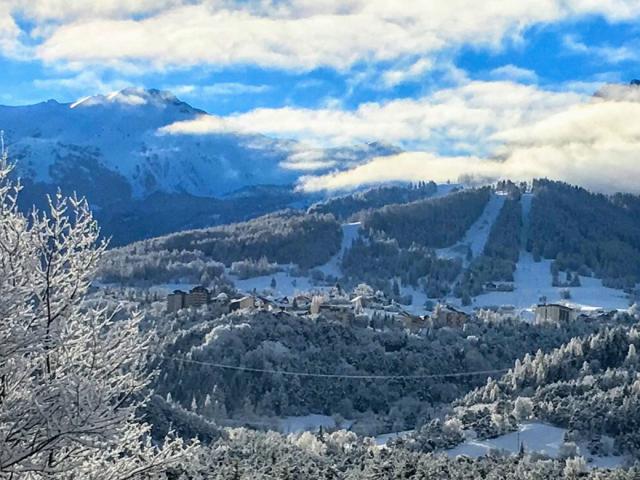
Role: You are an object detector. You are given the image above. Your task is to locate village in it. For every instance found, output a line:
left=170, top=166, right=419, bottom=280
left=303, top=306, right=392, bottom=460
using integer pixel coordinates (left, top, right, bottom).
left=166, top=283, right=619, bottom=333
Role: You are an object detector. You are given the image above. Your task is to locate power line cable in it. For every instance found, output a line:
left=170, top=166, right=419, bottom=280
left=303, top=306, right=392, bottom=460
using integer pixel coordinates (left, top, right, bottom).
left=164, top=355, right=510, bottom=381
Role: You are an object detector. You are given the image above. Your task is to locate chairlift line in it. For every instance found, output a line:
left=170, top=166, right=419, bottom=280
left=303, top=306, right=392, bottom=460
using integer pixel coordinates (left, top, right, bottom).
left=164, top=355, right=510, bottom=380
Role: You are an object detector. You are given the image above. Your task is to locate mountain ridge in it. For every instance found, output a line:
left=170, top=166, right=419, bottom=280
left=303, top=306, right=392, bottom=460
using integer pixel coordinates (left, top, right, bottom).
left=0, top=87, right=401, bottom=244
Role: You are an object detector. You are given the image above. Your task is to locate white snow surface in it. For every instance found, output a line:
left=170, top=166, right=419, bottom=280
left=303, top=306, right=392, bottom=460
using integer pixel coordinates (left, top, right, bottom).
left=467, top=252, right=630, bottom=312
left=317, top=222, right=362, bottom=278
left=438, top=193, right=506, bottom=262
left=446, top=422, right=626, bottom=469
left=231, top=268, right=316, bottom=298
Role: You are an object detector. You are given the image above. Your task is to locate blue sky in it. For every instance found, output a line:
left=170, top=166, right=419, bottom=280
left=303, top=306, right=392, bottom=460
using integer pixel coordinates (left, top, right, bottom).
left=1, top=3, right=638, bottom=112
left=1, top=1, right=640, bottom=192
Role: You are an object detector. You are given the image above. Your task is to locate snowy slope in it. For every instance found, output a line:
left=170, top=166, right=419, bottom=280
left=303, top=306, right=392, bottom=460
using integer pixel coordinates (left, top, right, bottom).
left=469, top=252, right=629, bottom=311
left=438, top=192, right=506, bottom=262
left=466, top=192, right=630, bottom=312
left=317, top=222, right=362, bottom=278
left=446, top=422, right=626, bottom=469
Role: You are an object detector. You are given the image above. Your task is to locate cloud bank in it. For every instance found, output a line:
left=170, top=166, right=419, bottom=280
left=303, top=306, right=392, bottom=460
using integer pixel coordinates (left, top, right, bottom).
left=161, top=81, right=583, bottom=152
left=161, top=79, right=640, bottom=194
left=299, top=89, right=640, bottom=194
left=5, top=0, right=640, bottom=72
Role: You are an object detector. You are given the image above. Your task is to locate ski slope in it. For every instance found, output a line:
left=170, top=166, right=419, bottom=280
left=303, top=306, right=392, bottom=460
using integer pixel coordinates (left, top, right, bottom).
left=231, top=268, right=316, bottom=297
left=316, top=222, right=362, bottom=278
left=231, top=222, right=362, bottom=296
left=467, top=192, right=629, bottom=312
left=470, top=252, right=630, bottom=311
left=438, top=193, right=506, bottom=262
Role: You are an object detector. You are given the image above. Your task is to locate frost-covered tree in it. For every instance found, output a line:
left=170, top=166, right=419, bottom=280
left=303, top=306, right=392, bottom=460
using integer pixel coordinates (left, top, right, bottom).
left=0, top=154, right=195, bottom=478
left=513, top=397, right=533, bottom=421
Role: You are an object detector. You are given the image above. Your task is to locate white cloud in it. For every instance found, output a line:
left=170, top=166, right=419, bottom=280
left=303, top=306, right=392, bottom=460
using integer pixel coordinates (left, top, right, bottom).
left=381, top=58, right=433, bottom=88
left=563, top=34, right=640, bottom=63
left=201, top=83, right=270, bottom=96
left=10, top=0, right=185, bottom=22
left=299, top=89, right=640, bottom=194
left=160, top=81, right=582, bottom=154
left=0, top=9, right=24, bottom=58
left=6, top=0, right=637, bottom=72
left=280, top=149, right=338, bottom=171
left=489, top=65, right=538, bottom=83
left=32, top=71, right=129, bottom=96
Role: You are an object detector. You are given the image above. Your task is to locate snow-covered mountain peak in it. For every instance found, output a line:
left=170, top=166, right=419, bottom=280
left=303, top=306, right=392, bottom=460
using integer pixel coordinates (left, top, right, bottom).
left=0, top=87, right=400, bottom=204
left=69, top=87, right=200, bottom=111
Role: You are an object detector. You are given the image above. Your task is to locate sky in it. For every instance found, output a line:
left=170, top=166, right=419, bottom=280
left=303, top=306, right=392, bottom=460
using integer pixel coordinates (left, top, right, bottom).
left=1, top=0, right=640, bottom=192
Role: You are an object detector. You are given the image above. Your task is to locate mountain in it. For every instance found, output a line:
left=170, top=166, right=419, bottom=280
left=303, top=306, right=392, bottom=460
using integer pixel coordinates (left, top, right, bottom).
left=101, top=180, right=640, bottom=310
left=0, top=87, right=399, bottom=244
left=1, top=87, right=298, bottom=198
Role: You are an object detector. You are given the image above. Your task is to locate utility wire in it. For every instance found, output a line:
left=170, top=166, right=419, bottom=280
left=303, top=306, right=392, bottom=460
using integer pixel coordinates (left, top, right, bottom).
left=164, top=355, right=510, bottom=381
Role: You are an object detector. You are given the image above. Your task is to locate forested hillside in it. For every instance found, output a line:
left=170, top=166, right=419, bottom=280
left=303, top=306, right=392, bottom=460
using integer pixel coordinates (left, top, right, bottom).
left=308, top=182, right=438, bottom=221
left=362, top=187, right=492, bottom=249
left=341, top=236, right=462, bottom=296
left=455, top=319, right=640, bottom=458
left=151, top=308, right=608, bottom=435
left=100, top=211, right=342, bottom=283
left=528, top=180, right=640, bottom=289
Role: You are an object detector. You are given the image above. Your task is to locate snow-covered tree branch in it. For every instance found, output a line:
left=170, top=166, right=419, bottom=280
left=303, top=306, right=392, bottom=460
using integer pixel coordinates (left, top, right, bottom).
left=0, top=149, right=197, bottom=479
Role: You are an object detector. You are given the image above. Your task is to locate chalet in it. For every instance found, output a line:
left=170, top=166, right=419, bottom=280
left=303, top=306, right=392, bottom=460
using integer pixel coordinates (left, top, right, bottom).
left=535, top=303, right=576, bottom=325
left=432, top=304, right=469, bottom=328
left=293, top=294, right=312, bottom=310
left=399, top=311, right=427, bottom=333
left=310, top=296, right=354, bottom=324
left=258, top=296, right=293, bottom=313
left=229, top=295, right=256, bottom=312
left=167, top=290, right=186, bottom=313
left=184, top=286, right=210, bottom=308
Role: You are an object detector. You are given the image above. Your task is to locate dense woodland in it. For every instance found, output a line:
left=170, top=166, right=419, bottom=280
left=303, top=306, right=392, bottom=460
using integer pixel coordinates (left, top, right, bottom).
left=148, top=307, right=614, bottom=437
left=189, top=429, right=640, bottom=479
left=309, top=182, right=439, bottom=221
left=100, top=211, right=342, bottom=285
left=341, top=235, right=462, bottom=297
left=362, top=187, right=491, bottom=249
left=99, top=248, right=229, bottom=286
left=528, top=180, right=640, bottom=289
left=454, top=320, right=640, bottom=458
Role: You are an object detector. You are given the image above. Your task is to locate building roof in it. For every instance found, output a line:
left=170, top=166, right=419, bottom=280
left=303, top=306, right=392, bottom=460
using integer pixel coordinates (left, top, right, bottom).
left=536, top=303, right=573, bottom=310
left=231, top=295, right=254, bottom=303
